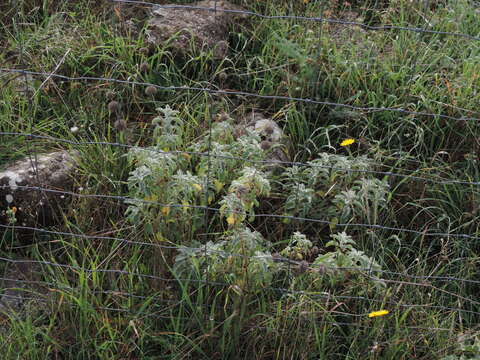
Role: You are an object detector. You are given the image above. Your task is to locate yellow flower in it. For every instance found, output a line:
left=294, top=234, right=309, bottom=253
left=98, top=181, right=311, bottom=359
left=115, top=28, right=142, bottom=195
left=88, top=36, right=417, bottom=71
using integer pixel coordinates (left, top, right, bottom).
left=226, top=214, right=236, bottom=225
left=340, top=138, right=355, bottom=147
left=161, top=206, right=170, bottom=216
left=368, top=310, right=389, bottom=318
left=11, top=206, right=17, bottom=214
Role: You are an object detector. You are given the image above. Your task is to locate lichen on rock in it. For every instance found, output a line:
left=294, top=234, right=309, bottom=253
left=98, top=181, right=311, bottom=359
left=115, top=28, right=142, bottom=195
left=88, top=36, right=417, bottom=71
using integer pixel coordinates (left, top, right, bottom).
left=145, top=1, right=248, bottom=58
left=0, top=150, right=79, bottom=228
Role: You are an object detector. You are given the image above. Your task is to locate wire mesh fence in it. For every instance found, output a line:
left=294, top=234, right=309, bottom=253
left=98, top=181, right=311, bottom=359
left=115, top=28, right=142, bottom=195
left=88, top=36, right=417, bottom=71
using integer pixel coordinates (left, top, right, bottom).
left=1, top=0, right=480, bottom=352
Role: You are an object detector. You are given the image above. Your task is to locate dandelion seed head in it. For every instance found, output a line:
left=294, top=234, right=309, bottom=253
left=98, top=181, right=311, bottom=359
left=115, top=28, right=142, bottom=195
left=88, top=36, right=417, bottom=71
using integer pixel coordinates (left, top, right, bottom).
left=139, top=62, right=149, bottom=73
left=114, top=119, right=127, bottom=132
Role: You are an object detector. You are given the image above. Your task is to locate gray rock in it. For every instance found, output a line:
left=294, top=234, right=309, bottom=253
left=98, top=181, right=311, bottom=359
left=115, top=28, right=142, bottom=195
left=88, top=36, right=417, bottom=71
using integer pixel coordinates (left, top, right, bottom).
left=145, top=0, right=248, bottom=58
left=236, top=111, right=290, bottom=170
left=0, top=150, right=79, bottom=228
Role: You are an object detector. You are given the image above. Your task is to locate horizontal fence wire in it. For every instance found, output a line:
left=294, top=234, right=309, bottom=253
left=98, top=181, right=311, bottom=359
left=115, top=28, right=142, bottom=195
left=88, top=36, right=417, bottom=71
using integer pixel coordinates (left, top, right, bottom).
left=0, top=256, right=479, bottom=317
left=0, top=276, right=213, bottom=310
left=1, top=132, right=480, bottom=187
left=1, top=222, right=479, bottom=287
left=110, top=0, right=480, bottom=42
left=0, top=288, right=458, bottom=332
left=1, top=69, right=480, bottom=123
left=0, top=293, right=456, bottom=333
left=2, top=185, right=480, bottom=241
left=0, top=292, right=195, bottom=321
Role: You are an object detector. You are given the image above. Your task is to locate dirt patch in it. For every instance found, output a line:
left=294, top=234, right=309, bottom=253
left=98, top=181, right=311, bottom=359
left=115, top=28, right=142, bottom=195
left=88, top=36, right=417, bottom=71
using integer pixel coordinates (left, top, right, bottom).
left=0, top=261, right=50, bottom=316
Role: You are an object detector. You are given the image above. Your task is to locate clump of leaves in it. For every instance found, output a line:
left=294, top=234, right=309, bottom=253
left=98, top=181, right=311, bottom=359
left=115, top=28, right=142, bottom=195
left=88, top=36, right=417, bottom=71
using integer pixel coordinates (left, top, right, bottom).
left=281, top=154, right=389, bottom=227
left=126, top=106, right=387, bottom=295
left=174, top=226, right=281, bottom=293
left=312, top=232, right=384, bottom=288
left=125, top=106, right=269, bottom=242
left=280, top=231, right=315, bottom=261
left=279, top=231, right=384, bottom=293
left=219, top=167, right=271, bottom=226
left=442, top=329, right=480, bottom=360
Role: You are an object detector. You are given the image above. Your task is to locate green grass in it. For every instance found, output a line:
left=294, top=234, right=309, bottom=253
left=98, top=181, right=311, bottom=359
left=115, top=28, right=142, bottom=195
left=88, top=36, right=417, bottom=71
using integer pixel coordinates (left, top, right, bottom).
left=1, top=0, right=480, bottom=358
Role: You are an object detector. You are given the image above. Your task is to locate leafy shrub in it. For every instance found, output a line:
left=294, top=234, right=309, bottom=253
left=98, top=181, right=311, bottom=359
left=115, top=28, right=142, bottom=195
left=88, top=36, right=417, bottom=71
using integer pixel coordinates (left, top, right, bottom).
left=442, top=331, right=480, bottom=360
left=281, top=154, right=389, bottom=226
left=125, top=106, right=389, bottom=294
left=174, top=226, right=281, bottom=293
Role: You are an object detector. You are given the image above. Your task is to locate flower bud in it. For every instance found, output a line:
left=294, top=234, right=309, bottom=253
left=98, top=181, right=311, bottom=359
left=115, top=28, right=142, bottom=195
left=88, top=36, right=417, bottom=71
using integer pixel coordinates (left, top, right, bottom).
left=139, top=62, right=149, bottom=73
left=145, top=85, right=157, bottom=96
left=218, top=71, right=228, bottom=82
left=260, top=140, right=272, bottom=150
left=114, top=119, right=127, bottom=132
left=108, top=100, right=120, bottom=114
left=139, top=47, right=150, bottom=55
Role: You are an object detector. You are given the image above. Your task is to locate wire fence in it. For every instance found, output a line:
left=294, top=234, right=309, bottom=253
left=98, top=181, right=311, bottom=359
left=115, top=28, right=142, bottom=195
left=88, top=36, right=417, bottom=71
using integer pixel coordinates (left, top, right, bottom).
left=1, top=184, right=480, bottom=241
left=2, top=69, right=480, bottom=123
left=2, top=130, right=480, bottom=186
left=110, top=0, right=480, bottom=41
left=1, top=0, right=480, bottom=344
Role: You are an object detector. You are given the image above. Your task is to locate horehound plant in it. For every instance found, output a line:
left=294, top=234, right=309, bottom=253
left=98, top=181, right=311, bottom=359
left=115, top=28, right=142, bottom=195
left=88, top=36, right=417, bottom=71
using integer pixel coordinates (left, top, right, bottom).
left=281, top=153, right=390, bottom=227
left=125, top=106, right=268, bottom=242
left=219, top=166, right=271, bottom=226
left=126, top=106, right=388, bottom=294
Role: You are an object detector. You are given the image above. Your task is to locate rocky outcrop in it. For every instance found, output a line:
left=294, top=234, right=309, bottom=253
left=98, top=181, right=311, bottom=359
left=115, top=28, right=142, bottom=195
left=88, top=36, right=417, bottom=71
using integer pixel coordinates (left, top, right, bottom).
left=235, top=111, right=290, bottom=170
left=0, top=150, right=79, bottom=228
left=145, top=1, right=248, bottom=58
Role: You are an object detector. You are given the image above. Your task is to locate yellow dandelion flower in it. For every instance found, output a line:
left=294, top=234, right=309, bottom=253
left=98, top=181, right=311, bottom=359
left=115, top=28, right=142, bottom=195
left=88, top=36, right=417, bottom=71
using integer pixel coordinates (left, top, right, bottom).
left=226, top=214, right=236, bottom=225
left=340, top=138, right=355, bottom=147
left=192, top=183, right=202, bottom=192
left=161, top=206, right=170, bottom=216
left=368, top=310, right=389, bottom=318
